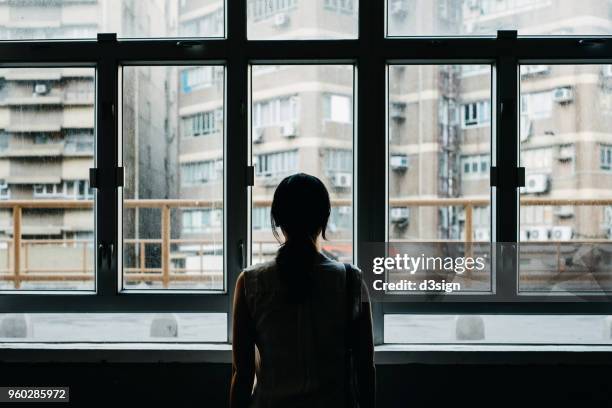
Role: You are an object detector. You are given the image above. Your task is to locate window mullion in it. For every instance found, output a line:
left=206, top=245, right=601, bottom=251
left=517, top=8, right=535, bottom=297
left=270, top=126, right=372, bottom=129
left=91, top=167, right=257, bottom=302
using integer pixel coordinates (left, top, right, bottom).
left=495, top=35, right=519, bottom=300
left=226, top=0, right=248, bottom=343
left=96, top=53, right=120, bottom=297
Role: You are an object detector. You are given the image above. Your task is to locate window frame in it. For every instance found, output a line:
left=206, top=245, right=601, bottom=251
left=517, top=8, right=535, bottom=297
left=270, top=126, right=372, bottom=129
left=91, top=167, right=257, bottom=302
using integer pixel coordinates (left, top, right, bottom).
left=0, top=1, right=612, bottom=346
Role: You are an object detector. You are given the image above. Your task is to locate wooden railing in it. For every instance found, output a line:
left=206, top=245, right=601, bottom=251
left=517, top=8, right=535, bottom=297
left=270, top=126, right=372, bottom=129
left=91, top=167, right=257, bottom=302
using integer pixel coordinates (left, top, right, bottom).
left=0, top=197, right=610, bottom=289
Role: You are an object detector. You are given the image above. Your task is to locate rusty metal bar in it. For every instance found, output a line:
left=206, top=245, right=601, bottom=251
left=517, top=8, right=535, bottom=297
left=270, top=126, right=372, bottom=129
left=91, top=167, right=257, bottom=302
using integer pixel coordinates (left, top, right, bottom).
left=161, top=205, right=170, bottom=289
left=12, top=206, right=20, bottom=289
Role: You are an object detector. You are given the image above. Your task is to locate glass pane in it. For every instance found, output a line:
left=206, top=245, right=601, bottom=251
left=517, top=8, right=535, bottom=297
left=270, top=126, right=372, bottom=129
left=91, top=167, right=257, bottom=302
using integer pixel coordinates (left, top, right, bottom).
left=247, top=0, right=358, bottom=40
left=122, top=65, right=224, bottom=291
left=0, top=68, right=95, bottom=292
left=519, top=64, right=612, bottom=293
left=250, top=65, right=354, bottom=264
left=385, top=314, right=612, bottom=344
left=0, top=0, right=224, bottom=40
left=388, top=65, right=492, bottom=292
left=388, top=0, right=612, bottom=37
left=0, top=313, right=226, bottom=342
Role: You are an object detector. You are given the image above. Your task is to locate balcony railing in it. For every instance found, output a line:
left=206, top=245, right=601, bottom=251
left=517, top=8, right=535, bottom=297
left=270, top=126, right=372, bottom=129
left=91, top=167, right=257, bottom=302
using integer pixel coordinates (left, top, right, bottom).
left=0, top=197, right=610, bottom=289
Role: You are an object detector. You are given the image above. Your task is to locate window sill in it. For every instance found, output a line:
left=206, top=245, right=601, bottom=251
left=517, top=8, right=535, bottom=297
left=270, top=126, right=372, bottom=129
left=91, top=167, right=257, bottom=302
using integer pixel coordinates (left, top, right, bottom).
left=2, top=343, right=612, bottom=364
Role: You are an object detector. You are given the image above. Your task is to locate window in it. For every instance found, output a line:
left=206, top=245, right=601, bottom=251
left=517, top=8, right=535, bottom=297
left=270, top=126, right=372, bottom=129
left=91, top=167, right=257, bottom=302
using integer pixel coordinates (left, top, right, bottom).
left=0, top=67, right=95, bottom=292
left=253, top=95, right=299, bottom=128
left=122, top=65, right=224, bottom=291
left=254, top=150, right=298, bottom=178
left=519, top=65, right=612, bottom=293
left=182, top=110, right=221, bottom=137
left=461, top=154, right=490, bottom=180
left=462, top=101, right=490, bottom=128
left=248, top=0, right=358, bottom=39
left=181, top=160, right=222, bottom=186
left=521, top=91, right=553, bottom=119
left=323, top=94, right=353, bottom=124
left=0, top=0, right=225, bottom=40
left=601, top=144, right=612, bottom=170
left=388, top=65, right=492, bottom=292
left=251, top=65, right=354, bottom=265
left=180, top=67, right=217, bottom=93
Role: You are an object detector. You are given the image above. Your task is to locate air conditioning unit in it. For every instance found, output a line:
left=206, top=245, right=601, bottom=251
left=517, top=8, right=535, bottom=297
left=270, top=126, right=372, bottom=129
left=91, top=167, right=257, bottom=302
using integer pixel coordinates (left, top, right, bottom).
left=390, top=154, right=409, bottom=171
left=553, top=205, right=574, bottom=218
left=557, top=145, right=574, bottom=161
left=274, top=13, right=289, bottom=27
left=390, top=207, right=409, bottom=223
left=519, top=229, right=528, bottom=241
left=520, top=116, right=532, bottom=142
left=603, top=65, right=612, bottom=78
left=525, top=226, right=550, bottom=241
left=390, top=0, right=408, bottom=17
left=473, top=228, right=490, bottom=242
left=550, top=226, right=573, bottom=241
left=34, top=83, right=48, bottom=95
left=520, top=65, right=550, bottom=77
left=331, top=172, right=352, bottom=188
left=523, top=173, right=549, bottom=194
left=553, top=87, right=573, bottom=103
left=261, top=173, right=277, bottom=186
left=253, top=127, right=264, bottom=144
left=281, top=123, right=298, bottom=138
left=390, top=102, right=406, bottom=120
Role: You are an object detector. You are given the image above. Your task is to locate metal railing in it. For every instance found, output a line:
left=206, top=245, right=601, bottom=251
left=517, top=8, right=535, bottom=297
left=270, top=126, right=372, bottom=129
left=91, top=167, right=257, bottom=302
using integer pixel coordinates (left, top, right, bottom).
left=0, top=197, right=610, bottom=289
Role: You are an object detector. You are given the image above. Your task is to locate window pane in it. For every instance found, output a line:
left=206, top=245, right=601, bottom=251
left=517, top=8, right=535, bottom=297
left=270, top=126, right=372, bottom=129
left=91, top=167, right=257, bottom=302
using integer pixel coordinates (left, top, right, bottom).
left=388, top=0, right=612, bottom=37
left=122, top=66, right=224, bottom=291
left=0, top=313, right=226, bottom=342
left=247, top=0, right=358, bottom=40
left=251, top=65, right=354, bottom=264
left=0, top=68, right=95, bottom=292
left=519, top=64, right=612, bottom=293
left=388, top=65, right=492, bottom=292
left=385, top=314, right=612, bottom=344
left=0, top=0, right=224, bottom=40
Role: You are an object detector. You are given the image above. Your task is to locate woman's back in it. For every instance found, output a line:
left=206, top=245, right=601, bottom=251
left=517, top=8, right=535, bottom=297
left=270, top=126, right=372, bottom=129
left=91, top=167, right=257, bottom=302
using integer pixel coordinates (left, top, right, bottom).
left=243, top=253, right=349, bottom=407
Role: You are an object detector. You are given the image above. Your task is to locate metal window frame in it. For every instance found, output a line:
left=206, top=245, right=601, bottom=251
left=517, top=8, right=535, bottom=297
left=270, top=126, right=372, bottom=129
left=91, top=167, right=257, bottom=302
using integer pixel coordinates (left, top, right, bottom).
left=0, top=1, right=611, bottom=344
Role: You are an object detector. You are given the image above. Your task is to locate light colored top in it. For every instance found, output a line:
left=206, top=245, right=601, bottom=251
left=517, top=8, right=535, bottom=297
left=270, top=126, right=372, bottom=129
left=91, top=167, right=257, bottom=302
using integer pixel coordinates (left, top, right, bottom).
left=242, top=253, right=353, bottom=408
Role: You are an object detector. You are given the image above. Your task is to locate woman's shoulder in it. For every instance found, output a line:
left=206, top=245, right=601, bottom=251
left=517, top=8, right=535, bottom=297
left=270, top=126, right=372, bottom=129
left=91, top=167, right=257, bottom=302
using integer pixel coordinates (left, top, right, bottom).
left=240, top=260, right=276, bottom=281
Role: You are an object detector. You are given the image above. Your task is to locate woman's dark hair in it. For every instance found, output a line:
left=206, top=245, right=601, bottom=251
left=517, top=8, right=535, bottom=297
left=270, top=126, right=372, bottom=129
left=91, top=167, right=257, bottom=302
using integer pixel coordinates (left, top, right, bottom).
left=271, top=173, right=331, bottom=299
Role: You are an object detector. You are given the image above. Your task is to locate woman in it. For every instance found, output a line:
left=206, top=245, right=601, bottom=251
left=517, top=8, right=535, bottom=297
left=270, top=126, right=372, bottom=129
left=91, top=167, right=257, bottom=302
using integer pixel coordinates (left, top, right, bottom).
left=230, top=173, right=375, bottom=408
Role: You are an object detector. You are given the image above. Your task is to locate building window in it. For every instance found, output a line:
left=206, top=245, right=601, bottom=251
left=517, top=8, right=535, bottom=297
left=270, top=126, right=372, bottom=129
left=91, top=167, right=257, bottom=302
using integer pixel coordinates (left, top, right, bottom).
left=461, top=100, right=490, bottom=128
left=0, top=180, right=10, bottom=200
left=324, top=0, right=355, bottom=14
left=323, top=94, right=352, bottom=123
left=601, top=144, right=612, bottom=170
left=181, top=160, right=222, bottom=186
left=521, top=91, right=553, bottom=119
left=252, top=206, right=271, bottom=230
left=254, top=150, right=298, bottom=178
left=522, top=147, right=553, bottom=172
left=253, top=95, right=298, bottom=128
left=182, top=209, right=222, bottom=234
left=180, top=67, right=216, bottom=93
left=325, top=149, right=352, bottom=173
left=182, top=110, right=221, bottom=137
left=461, top=154, right=490, bottom=179
left=64, top=130, right=94, bottom=154
left=247, top=0, right=298, bottom=21
left=179, top=9, right=224, bottom=37
left=329, top=206, right=352, bottom=233
left=33, top=183, right=65, bottom=198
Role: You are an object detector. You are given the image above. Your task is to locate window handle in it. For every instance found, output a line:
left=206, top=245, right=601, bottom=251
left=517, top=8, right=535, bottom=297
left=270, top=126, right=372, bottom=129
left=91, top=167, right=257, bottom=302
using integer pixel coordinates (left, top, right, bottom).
left=98, top=242, right=113, bottom=271
left=238, top=240, right=246, bottom=270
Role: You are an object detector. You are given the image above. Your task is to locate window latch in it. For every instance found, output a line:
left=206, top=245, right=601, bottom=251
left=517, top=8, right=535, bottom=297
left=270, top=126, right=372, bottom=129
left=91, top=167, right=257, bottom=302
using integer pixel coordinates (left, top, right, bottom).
left=98, top=242, right=113, bottom=271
